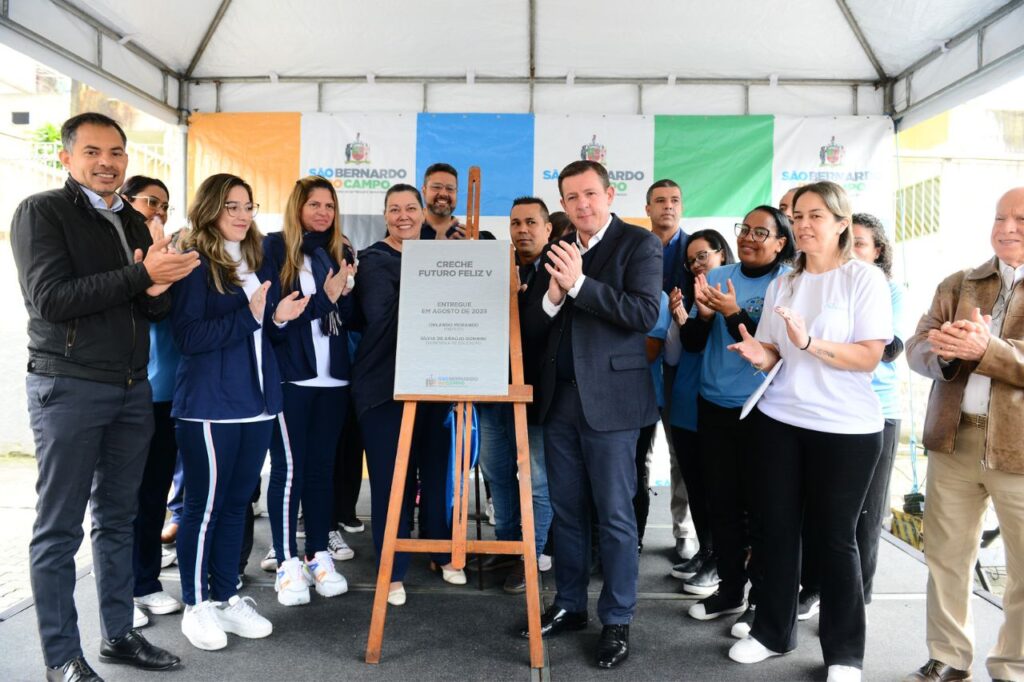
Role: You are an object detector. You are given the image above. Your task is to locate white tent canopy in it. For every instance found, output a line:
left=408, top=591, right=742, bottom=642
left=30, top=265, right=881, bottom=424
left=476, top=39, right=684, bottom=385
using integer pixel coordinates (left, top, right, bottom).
left=1, top=0, right=1023, bottom=128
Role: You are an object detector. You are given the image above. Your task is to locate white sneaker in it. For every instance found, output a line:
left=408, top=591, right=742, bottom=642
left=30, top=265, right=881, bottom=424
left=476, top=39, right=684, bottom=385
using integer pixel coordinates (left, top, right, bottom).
left=728, top=636, right=783, bottom=664
left=387, top=585, right=406, bottom=606
left=538, top=554, right=552, bottom=572
left=134, top=590, right=182, bottom=615
left=133, top=605, right=149, bottom=628
left=275, top=557, right=311, bottom=606
left=181, top=601, right=227, bottom=651
left=827, top=665, right=862, bottom=682
left=160, top=547, right=177, bottom=568
left=306, top=551, right=348, bottom=598
left=260, top=548, right=277, bottom=572
left=328, top=530, right=355, bottom=561
left=214, top=595, right=272, bottom=638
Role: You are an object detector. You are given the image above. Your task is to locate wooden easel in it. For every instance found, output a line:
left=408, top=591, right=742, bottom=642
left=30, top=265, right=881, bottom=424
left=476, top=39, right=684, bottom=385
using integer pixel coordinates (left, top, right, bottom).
left=365, top=167, right=544, bottom=670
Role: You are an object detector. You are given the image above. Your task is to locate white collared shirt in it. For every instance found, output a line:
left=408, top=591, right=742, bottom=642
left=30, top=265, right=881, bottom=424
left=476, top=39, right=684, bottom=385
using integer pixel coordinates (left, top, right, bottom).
left=961, top=259, right=1024, bottom=415
left=542, top=216, right=612, bottom=317
left=79, top=182, right=125, bottom=212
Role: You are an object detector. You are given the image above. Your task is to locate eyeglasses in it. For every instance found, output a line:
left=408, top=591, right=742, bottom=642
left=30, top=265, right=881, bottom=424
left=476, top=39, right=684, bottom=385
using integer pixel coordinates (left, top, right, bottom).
left=224, top=202, right=259, bottom=217
left=427, top=183, right=456, bottom=194
left=132, top=195, right=173, bottom=213
left=734, top=223, right=774, bottom=242
left=686, top=248, right=722, bottom=268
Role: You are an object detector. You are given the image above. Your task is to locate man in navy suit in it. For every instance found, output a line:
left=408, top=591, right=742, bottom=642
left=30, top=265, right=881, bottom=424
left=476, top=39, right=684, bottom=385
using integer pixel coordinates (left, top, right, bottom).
left=519, top=160, right=661, bottom=669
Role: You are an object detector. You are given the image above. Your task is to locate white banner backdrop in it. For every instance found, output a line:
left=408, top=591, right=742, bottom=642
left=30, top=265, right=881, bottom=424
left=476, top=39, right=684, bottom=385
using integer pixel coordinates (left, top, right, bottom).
left=772, top=116, right=896, bottom=230
left=533, top=115, right=655, bottom=218
left=299, top=113, right=418, bottom=216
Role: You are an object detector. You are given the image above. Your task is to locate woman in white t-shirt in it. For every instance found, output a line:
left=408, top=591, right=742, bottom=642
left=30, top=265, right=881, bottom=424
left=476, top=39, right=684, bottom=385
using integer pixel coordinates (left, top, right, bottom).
left=725, top=181, right=892, bottom=682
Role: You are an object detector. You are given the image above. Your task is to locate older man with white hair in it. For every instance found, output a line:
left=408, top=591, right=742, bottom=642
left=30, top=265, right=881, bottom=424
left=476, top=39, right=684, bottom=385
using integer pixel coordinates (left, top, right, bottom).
left=905, top=187, right=1024, bottom=682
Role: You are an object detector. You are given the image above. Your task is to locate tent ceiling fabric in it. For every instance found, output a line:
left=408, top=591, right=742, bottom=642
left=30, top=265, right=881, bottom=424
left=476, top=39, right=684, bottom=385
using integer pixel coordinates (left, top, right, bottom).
left=1, top=0, right=1022, bottom=126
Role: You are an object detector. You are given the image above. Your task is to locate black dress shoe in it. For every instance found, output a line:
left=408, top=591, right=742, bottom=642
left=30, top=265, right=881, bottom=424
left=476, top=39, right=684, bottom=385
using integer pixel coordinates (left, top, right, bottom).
left=597, top=624, right=629, bottom=669
left=45, top=657, right=103, bottom=682
left=670, top=547, right=711, bottom=580
left=682, top=556, right=721, bottom=596
left=903, top=658, right=972, bottom=681
left=518, top=605, right=588, bottom=638
left=99, top=629, right=180, bottom=671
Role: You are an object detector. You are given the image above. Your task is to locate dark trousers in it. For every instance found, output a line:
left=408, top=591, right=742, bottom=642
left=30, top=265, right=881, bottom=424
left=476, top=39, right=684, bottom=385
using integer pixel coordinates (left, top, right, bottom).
left=747, top=408, right=881, bottom=668
left=671, top=426, right=711, bottom=550
left=697, top=395, right=751, bottom=602
left=168, top=454, right=184, bottom=525
left=332, top=400, right=364, bottom=527
left=175, top=419, right=272, bottom=605
left=545, top=384, right=639, bottom=624
left=27, top=374, right=153, bottom=667
left=800, top=418, right=899, bottom=603
left=268, top=384, right=348, bottom=562
left=132, top=401, right=179, bottom=597
left=633, top=422, right=656, bottom=544
left=240, top=483, right=260, bottom=574
left=359, top=400, right=451, bottom=582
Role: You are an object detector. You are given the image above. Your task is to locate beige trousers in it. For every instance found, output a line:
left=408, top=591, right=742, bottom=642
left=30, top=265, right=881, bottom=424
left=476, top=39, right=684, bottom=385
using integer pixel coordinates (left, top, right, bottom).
left=924, top=420, right=1024, bottom=681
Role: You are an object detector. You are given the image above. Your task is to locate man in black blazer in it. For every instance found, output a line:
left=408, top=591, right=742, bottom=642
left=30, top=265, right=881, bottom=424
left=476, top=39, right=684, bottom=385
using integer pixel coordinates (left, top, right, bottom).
left=519, top=160, right=661, bottom=669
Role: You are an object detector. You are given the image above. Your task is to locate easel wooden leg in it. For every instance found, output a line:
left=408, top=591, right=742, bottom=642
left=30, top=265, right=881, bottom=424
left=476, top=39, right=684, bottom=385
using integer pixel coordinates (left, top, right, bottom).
left=450, top=403, right=469, bottom=570
left=365, top=401, right=418, bottom=664
left=513, top=402, right=544, bottom=669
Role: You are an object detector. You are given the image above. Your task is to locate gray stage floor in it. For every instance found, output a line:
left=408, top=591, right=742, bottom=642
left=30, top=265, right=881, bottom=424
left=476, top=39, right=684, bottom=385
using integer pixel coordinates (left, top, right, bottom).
left=0, top=485, right=1006, bottom=681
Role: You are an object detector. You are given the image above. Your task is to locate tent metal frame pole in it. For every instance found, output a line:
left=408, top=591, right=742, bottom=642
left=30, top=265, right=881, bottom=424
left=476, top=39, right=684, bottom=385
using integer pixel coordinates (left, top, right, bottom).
left=834, top=0, right=888, bottom=82
left=895, top=0, right=1023, bottom=81
left=0, top=12, right=178, bottom=118
left=192, top=74, right=878, bottom=87
left=48, top=0, right=178, bottom=82
left=895, top=40, right=1024, bottom=125
left=528, top=0, right=535, bottom=113
left=184, top=0, right=233, bottom=79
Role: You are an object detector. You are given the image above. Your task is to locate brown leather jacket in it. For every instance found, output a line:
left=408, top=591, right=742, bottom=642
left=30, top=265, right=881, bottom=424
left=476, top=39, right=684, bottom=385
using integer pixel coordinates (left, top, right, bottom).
left=906, top=257, right=1024, bottom=474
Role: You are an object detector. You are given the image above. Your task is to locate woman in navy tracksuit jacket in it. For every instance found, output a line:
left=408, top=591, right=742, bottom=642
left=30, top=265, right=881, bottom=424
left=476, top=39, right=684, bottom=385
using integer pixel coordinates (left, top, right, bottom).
left=263, top=176, right=356, bottom=606
left=352, top=183, right=461, bottom=607
left=172, top=173, right=308, bottom=651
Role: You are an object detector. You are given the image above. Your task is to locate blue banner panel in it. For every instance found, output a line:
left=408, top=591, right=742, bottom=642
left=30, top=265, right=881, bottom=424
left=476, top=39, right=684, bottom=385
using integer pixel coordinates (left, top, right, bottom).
left=416, top=113, right=534, bottom=216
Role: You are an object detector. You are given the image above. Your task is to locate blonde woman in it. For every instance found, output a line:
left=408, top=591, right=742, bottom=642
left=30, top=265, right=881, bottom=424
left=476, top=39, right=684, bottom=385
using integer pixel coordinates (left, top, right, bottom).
left=263, top=176, right=356, bottom=606
left=171, top=173, right=308, bottom=651
left=727, top=182, right=892, bottom=682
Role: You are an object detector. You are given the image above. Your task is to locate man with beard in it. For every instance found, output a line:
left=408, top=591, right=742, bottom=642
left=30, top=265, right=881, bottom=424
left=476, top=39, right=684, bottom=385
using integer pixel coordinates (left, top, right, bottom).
left=420, top=163, right=465, bottom=240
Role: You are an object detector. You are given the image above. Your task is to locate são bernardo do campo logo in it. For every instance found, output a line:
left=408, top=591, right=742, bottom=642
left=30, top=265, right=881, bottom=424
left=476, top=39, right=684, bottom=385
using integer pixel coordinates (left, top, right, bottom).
left=540, top=133, right=645, bottom=193
left=307, top=132, right=408, bottom=191
left=779, top=136, right=870, bottom=192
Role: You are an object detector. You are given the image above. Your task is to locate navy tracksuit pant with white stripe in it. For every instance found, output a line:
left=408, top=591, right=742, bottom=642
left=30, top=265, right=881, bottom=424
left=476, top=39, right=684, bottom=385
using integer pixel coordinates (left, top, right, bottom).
left=175, top=419, right=273, bottom=605
left=267, top=383, right=349, bottom=562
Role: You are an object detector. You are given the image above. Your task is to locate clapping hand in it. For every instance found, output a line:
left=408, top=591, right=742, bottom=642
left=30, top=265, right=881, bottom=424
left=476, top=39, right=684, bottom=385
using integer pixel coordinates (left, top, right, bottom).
left=137, top=236, right=200, bottom=296
left=927, top=307, right=991, bottom=362
left=692, top=274, right=717, bottom=321
left=701, top=278, right=740, bottom=316
left=323, top=261, right=357, bottom=302
left=669, top=287, right=688, bottom=326
left=727, top=323, right=767, bottom=368
left=249, top=281, right=270, bottom=322
left=544, top=241, right=584, bottom=303
left=774, top=306, right=809, bottom=349
left=273, top=291, right=310, bottom=324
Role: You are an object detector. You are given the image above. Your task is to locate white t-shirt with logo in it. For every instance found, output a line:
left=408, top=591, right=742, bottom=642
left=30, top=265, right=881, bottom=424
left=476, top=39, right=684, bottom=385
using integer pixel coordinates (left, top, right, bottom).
left=754, top=259, right=893, bottom=434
